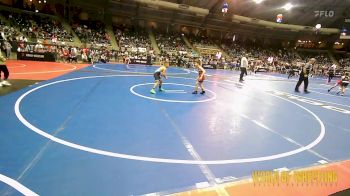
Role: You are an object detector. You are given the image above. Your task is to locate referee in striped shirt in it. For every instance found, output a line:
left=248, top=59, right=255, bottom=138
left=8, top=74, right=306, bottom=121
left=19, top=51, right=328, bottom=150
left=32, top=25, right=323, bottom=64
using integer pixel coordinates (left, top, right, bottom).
left=239, top=54, right=248, bottom=82
left=295, top=58, right=316, bottom=93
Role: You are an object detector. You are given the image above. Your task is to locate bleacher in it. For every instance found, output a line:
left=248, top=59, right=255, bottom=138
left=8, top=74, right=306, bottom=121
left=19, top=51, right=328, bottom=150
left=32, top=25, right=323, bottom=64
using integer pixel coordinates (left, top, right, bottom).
left=114, top=25, right=152, bottom=55
left=3, top=10, right=73, bottom=42
left=71, top=19, right=110, bottom=47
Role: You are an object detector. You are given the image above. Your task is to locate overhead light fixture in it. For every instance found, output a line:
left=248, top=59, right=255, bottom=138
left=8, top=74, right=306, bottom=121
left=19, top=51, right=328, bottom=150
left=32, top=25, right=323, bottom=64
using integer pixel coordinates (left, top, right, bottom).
left=315, top=24, right=321, bottom=29
left=282, top=3, right=293, bottom=11
left=254, top=0, right=264, bottom=4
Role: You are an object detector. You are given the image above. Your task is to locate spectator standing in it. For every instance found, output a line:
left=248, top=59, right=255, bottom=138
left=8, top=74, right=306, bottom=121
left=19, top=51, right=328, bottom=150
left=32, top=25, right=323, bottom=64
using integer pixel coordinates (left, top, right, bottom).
left=4, top=41, right=12, bottom=58
left=70, top=47, right=77, bottom=63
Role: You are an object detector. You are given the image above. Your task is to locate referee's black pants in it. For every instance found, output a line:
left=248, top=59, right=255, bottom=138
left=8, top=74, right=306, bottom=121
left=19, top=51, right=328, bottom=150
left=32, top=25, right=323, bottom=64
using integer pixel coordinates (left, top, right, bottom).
left=295, top=75, right=309, bottom=91
left=328, top=73, right=334, bottom=83
left=240, top=67, right=247, bottom=81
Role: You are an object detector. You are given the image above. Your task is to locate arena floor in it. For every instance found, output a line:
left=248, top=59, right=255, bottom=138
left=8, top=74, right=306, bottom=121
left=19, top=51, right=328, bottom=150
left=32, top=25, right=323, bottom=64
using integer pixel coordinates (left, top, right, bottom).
left=1, top=61, right=350, bottom=196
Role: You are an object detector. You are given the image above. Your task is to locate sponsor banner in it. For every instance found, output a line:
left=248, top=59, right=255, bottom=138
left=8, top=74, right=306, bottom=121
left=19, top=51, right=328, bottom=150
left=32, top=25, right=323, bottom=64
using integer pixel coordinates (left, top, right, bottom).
left=202, top=64, right=216, bottom=69
left=130, top=58, right=148, bottom=65
left=17, top=52, right=56, bottom=62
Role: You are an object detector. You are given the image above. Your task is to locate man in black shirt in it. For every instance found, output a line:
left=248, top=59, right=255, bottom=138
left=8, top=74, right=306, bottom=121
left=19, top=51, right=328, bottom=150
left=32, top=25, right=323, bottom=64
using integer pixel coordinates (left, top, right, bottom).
left=295, top=58, right=316, bottom=93
left=147, top=53, right=152, bottom=66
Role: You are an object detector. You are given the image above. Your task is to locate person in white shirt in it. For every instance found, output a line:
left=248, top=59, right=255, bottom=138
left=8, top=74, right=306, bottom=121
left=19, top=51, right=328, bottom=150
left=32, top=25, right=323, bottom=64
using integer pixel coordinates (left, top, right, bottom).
left=0, top=31, right=5, bottom=40
left=4, top=41, right=12, bottom=58
left=81, top=51, right=88, bottom=62
left=124, top=55, right=130, bottom=69
left=240, top=54, right=248, bottom=82
left=70, top=47, right=77, bottom=63
left=34, top=41, right=44, bottom=52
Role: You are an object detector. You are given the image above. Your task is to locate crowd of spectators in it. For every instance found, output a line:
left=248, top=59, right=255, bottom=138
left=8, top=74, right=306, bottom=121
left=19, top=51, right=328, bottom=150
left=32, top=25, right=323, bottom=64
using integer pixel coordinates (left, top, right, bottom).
left=115, top=25, right=152, bottom=51
left=339, top=57, right=350, bottom=68
left=299, top=53, right=332, bottom=64
left=206, top=39, right=350, bottom=77
left=113, top=25, right=156, bottom=64
left=0, top=20, right=114, bottom=64
left=56, top=46, right=117, bottom=63
left=220, top=41, right=292, bottom=71
left=156, top=33, right=189, bottom=54
left=1, top=6, right=349, bottom=76
left=0, top=20, right=20, bottom=42
left=1, top=19, right=24, bottom=58
left=189, top=34, right=217, bottom=48
left=71, top=19, right=110, bottom=47
left=3, top=11, right=73, bottom=42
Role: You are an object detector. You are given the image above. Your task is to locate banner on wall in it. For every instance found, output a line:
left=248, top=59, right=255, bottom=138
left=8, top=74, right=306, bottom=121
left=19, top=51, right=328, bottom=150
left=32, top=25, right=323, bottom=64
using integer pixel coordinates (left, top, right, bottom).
left=130, top=57, right=148, bottom=65
left=17, top=52, right=56, bottom=62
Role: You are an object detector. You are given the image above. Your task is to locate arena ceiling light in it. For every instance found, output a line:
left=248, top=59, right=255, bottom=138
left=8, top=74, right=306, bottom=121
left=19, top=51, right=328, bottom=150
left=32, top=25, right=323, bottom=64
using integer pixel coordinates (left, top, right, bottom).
left=253, top=0, right=264, bottom=4
left=282, top=3, right=293, bottom=11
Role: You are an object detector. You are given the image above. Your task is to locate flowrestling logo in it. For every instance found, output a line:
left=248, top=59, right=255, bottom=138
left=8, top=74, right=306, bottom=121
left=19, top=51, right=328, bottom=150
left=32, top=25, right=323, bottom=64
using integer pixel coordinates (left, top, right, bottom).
left=267, top=90, right=350, bottom=114
left=314, top=10, right=335, bottom=18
